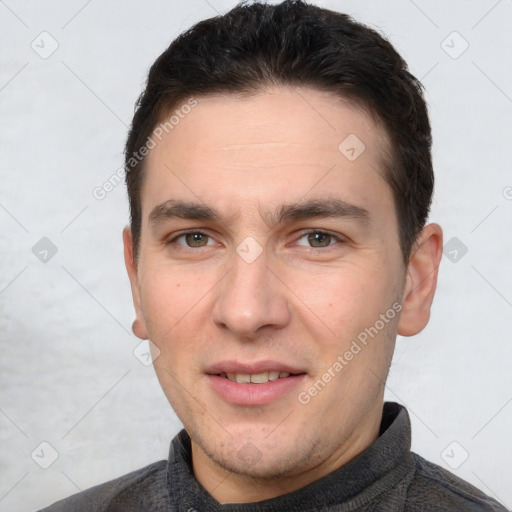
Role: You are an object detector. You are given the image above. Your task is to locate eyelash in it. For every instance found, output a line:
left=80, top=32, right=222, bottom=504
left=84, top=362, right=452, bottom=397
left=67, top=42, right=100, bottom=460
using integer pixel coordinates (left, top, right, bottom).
left=165, top=229, right=344, bottom=250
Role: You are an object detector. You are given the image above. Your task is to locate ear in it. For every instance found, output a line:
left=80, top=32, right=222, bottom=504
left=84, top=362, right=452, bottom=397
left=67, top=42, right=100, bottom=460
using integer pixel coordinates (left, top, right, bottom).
left=123, top=226, right=148, bottom=340
left=397, top=223, right=443, bottom=337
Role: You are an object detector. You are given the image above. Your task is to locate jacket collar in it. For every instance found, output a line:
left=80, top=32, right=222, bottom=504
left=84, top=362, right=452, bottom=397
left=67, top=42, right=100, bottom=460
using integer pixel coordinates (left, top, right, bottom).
left=166, top=402, right=414, bottom=511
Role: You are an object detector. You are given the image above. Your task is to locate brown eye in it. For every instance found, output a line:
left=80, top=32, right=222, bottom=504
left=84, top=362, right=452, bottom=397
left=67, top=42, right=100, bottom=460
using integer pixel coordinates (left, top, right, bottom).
left=307, top=232, right=332, bottom=247
left=184, top=233, right=210, bottom=247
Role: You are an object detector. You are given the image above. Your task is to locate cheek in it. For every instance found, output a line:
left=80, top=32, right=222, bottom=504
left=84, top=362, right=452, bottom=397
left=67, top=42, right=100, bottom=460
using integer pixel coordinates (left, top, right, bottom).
left=292, top=266, right=399, bottom=406
left=288, top=263, right=398, bottom=347
left=139, top=268, right=197, bottom=340
left=141, top=273, right=208, bottom=396
left=139, top=265, right=220, bottom=369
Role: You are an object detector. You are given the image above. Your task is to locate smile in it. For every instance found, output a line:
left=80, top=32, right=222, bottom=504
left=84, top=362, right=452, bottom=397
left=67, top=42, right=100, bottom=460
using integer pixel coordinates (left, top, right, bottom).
left=207, top=372, right=306, bottom=406
left=218, top=371, right=293, bottom=384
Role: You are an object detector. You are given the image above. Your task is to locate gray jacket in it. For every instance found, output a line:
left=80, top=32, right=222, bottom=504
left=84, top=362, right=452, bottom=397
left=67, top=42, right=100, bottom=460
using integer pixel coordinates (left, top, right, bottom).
left=38, top=402, right=508, bottom=511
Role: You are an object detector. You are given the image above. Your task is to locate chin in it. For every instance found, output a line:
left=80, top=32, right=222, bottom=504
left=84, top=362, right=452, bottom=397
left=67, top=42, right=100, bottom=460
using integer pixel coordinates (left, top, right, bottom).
left=198, top=427, right=322, bottom=481
left=214, top=449, right=305, bottom=480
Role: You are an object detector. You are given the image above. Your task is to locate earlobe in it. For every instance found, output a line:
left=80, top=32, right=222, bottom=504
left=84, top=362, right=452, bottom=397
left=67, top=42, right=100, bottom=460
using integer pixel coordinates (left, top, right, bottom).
left=123, top=226, right=148, bottom=340
left=397, top=223, right=443, bottom=337
left=132, top=319, right=148, bottom=340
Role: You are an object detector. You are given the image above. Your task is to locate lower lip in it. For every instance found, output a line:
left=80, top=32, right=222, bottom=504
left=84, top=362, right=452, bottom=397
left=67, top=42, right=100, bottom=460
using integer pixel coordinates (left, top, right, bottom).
left=207, top=374, right=306, bottom=406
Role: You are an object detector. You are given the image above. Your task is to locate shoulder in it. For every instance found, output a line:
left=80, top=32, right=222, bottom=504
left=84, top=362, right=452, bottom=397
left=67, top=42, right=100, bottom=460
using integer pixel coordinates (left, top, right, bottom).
left=405, top=453, right=508, bottom=511
left=36, top=460, right=168, bottom=512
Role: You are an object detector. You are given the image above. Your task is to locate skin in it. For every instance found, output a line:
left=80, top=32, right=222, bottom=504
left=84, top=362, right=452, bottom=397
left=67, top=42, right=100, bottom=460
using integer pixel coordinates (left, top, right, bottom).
left=123, top=86, right=443, bottom=503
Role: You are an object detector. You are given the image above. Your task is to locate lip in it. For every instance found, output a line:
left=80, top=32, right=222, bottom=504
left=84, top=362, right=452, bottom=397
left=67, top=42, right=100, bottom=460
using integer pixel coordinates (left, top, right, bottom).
left=207, top=374, right=306, bottom=406
left=206, top=360, right=306, bottom=375
left=206, top=360, right=307, bottom=406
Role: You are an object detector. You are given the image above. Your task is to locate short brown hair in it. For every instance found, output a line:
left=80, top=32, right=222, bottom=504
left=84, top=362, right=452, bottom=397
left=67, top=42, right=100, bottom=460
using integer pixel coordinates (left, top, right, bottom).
left=125, top=0, right=433, bottom=265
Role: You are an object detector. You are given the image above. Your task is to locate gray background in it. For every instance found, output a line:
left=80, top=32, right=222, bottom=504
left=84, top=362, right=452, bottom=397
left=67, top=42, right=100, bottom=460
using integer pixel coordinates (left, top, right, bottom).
left=1, top=0, right=511, bottom=510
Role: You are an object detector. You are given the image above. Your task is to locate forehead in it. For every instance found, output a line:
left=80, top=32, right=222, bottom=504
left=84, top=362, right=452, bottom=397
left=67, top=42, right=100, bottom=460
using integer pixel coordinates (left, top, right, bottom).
left=141, top=86, right=392, bottom=222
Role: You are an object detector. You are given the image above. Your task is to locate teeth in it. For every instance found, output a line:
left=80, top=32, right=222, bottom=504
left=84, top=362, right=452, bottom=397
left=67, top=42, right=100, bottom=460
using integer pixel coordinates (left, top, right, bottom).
left=250, top=372, right=269, bottom=383
left=223, top=371, right=293, bottom=384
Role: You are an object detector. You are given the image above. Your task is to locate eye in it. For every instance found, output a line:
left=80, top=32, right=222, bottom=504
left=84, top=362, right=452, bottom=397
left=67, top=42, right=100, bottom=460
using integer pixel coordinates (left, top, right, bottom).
left=171, top=232, right=215, bottom=248
left=296, top=231, right=339, bottom=248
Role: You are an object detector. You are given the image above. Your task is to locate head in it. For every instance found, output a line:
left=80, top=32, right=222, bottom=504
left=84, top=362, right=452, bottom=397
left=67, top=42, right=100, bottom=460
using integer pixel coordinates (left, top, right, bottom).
left=123, top=0, right=442, bottom=501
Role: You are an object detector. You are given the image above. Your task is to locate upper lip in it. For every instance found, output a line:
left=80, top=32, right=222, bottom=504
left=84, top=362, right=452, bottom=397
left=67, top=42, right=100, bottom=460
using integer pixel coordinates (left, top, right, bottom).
left=206, top=360, right=306, bottom=375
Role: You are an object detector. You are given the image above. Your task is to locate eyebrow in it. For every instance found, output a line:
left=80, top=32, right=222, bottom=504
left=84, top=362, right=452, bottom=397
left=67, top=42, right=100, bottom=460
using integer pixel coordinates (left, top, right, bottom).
left=270, top=198, right=370, bottom=226
left=149, top=200, right=221, bottom=225
left=148, top=198, right=370, bottom=228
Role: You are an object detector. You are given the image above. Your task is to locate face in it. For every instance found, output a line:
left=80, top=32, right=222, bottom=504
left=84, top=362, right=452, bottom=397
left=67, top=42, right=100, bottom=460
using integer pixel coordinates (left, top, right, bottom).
left=125, top=87, right=413, bottom=489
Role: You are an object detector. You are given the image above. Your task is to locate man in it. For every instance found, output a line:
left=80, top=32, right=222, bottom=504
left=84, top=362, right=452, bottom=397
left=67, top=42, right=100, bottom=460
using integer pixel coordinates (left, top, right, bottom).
left=40, top=1, right=506, bottom=510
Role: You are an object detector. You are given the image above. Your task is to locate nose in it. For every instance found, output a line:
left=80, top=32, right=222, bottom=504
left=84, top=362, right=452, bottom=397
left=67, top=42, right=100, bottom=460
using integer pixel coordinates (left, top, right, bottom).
left=212, top=247, right=291, bottom=339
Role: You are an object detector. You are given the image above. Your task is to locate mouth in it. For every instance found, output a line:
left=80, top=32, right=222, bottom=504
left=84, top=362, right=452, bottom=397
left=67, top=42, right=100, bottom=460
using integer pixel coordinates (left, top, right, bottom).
left=206, top=361, right=307, bottom=405
left=216, top=370, right=301, bottom=384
